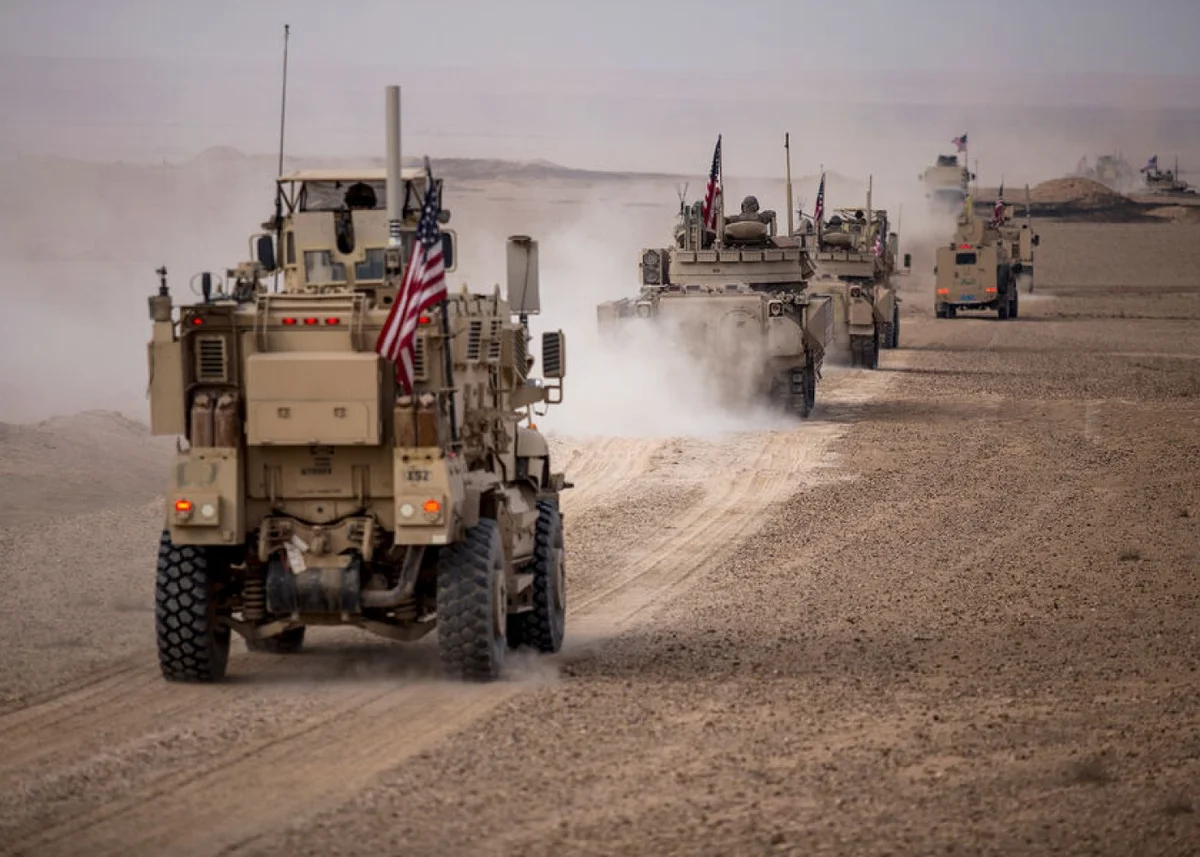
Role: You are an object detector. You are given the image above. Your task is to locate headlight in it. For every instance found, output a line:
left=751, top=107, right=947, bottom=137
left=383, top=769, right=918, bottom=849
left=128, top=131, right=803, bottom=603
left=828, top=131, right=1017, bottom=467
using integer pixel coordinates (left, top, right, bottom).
left=635, top=301, right=653, bottom=318
left=849, top=286, right=862, bottom=298
left=767, top=300, right=784, bottom=317
left=641, top=250, right=661, bottom=285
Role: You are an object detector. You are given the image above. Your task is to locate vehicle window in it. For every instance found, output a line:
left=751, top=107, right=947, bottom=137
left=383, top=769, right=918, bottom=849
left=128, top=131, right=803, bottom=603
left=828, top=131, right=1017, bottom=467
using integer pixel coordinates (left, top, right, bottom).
left=355, top=248, right=386, bottom=281
left=955, top=252, right=977, bottom=265
left=298, top=180, right=387, bottom=212
left=304, top=250, right=346, bottom=283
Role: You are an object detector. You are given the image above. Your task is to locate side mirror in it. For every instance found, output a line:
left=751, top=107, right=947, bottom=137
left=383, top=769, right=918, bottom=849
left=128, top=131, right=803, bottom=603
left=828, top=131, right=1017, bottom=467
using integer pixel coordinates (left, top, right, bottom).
left=441, top=230, right=457, bottom=271
left=541, top=330, right=565, bottom=379
left=903, top=253, right=912, bottom=269
left=507, top=235, right=541, bottom=316
left=255, top=234, right=276, bottom=271
left=1032, top=234, right=1041, bottom=247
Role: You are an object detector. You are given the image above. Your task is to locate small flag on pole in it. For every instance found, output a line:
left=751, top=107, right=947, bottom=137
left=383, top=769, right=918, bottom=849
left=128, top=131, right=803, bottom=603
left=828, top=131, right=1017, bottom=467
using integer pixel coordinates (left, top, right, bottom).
left=701, top=135, right=722, bottom=232
left=375, top=159, right=448, bottom=395
left=952, top=133, right=968, bottom=153
left=814, top=171, right=826, bottom=222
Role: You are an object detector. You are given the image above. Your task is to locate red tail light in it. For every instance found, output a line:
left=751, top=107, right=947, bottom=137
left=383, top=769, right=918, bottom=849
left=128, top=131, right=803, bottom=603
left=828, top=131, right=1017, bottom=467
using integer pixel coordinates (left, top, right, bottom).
left=303, top=317, right=319, bottom=326
left=282, top=317, right=297, bottom=326
left=325, top=317, right=341, bottom=325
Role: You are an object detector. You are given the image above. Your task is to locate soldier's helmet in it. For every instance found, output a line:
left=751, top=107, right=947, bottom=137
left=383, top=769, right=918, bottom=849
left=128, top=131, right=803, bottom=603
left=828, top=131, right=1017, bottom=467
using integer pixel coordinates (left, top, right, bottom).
left=740, top=195, right=760, bottom=214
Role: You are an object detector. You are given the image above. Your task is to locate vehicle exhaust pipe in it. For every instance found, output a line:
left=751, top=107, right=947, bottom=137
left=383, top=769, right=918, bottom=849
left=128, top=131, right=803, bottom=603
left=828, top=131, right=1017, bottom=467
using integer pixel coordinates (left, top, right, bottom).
left=385, top=85, right=403, bottom=246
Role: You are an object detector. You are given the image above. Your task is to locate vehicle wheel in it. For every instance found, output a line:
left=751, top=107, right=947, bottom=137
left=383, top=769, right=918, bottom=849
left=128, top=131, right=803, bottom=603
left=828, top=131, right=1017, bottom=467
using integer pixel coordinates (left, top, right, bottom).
left=437, top=517, right=507, bottom=681
left=1011, top=291, right=1019, bottom=319
left=998, top=301, right=1009, bottom=320
left=508, top=500, right=566, bottom=653
left=947, top=306, right=957, bottom=319
left=889, top=304, right=900, bottom=347
left=155, top=529, right=232, bottom=682
left=866, top=329, right=880, bottom=369
left=935, top=304, right=945, bottom=319
left=246, top=626, right=306, bottom=654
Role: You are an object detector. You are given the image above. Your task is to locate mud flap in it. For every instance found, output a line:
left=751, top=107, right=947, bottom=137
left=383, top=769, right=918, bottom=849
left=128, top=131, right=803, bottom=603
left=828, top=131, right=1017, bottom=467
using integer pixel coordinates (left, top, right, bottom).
left=266, top=553, right=363, bottom=617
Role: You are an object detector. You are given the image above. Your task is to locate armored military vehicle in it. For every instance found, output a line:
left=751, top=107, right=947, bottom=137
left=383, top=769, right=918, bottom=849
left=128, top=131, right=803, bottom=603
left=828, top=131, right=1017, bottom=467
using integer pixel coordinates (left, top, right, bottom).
left=146, top=86, right=570, bottom=684
left=920, top=153, right=972, bottom=212
left=596, top=169, right=832, bottom=418
left=1142, top=156, right=1196, bottom=195
left=993, top=186, right=1041, bottom=293
left=806, top=178, right=911, bottom=369
left=933, top=202, right=1019, bottom=320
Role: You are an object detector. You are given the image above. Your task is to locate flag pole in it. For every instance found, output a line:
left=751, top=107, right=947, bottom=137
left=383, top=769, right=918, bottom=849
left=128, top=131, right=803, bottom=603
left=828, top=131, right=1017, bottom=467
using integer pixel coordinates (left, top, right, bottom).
left=427, top=159, right=460, bottom=449
left=784, top=133, right=794, bottom=236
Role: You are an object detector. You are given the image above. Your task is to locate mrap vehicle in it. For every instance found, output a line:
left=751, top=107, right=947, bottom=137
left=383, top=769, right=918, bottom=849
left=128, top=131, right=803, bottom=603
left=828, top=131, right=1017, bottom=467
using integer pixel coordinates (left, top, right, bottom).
left=145, top=86, right=571, bottom=684
left=934, top=208, right=1019, bottom=320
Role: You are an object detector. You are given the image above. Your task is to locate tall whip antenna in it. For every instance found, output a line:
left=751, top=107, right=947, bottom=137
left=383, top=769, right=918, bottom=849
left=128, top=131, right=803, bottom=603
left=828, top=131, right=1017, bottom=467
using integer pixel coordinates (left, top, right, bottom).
left=271, top=24, right=291, bottom=292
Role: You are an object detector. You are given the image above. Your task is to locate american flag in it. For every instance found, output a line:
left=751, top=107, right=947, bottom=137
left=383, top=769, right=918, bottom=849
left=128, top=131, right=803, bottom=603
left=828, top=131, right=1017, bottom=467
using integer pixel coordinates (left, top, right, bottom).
left=952, top=133, right=967, bottom=153
left=375, top=159, right=448, bottom=395
left=993, top=180, right=1005, bottom=223
left=701, top=135, right=722, bottom=231
left=814, top=171, right=826, bottom=222
left=873, top=229, right=883, bottom=257
left=1142, top=155, right=1158, bottom=173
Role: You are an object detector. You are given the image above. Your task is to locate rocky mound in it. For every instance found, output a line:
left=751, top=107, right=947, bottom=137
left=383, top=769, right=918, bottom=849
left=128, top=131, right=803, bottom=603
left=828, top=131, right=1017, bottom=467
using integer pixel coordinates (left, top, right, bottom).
left=1030, top=177, right=1129, bottom=206
left=0, top=410, right=174, bottom=526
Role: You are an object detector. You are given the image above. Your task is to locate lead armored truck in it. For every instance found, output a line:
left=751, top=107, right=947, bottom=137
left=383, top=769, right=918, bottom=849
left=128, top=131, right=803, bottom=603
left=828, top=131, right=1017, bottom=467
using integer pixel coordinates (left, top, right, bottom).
left=147, top=86, right=571, bottom=683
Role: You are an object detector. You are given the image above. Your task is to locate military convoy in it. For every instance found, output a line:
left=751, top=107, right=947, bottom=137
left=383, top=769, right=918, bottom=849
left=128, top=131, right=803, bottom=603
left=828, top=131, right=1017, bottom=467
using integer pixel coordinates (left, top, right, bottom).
left=933, top=203, right=1021, bottom=320
left=596, top=179, right=832, bottom=419
left=146, top=86, right=570, bottom=684
left=806, top=179, right=910, bottom=369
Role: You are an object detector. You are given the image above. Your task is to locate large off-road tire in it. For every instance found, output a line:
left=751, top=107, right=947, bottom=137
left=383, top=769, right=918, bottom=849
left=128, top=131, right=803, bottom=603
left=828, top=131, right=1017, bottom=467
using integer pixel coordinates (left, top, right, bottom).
left=155, top=530, right=232, bottom=682
left=436, top=518, right=508, bottom=681
left=508, top=500, right=566, bottom=654
left=246, top=626, right=307, bottom=654
left=1010, top=290, right=1020, bottom=319
left=998, top=300, right=1010, bottom=320
left=889, top=303, right=900, bottom=348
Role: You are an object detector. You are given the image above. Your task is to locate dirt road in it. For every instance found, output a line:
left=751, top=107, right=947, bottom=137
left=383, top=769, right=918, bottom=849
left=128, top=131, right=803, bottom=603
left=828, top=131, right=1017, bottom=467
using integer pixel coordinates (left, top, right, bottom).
left=2, top=221, right=1198, bottom=856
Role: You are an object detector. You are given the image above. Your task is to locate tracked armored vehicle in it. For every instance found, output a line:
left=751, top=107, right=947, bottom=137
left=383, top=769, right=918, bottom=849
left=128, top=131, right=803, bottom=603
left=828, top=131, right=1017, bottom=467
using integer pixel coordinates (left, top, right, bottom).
left=933, top=203, right=1019, bottom=320
left=146, top=86, right=571, bottom=684
left=920, top=154, right=971, bottom=212
left=1142, top=156, right=1196, bottom=195
left=596, top=183, right=832, bottom=418
left=806, top=180, right=911, bottom=369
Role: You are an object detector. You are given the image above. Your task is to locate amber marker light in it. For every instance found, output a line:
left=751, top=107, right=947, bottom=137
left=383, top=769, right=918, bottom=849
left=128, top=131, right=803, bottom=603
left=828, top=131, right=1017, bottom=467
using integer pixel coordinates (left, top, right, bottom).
left=174, top=499, right=193, bottom=512
left=423, top=499, right=441, bottom=515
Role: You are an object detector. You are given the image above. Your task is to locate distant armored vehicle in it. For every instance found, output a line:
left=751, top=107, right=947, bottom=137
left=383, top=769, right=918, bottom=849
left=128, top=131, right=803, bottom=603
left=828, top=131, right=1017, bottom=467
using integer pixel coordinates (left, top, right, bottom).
left=934, top=201, right=1019, bottom=320
left=596, top=138, right=832, bottom=418
left=920, top=153, right=972, bottom=211
left=807, top=178, right=911, bottom=368
left=1141, top=155, right=1196, bottom=195
left=146, top=86, right=571, bottom=684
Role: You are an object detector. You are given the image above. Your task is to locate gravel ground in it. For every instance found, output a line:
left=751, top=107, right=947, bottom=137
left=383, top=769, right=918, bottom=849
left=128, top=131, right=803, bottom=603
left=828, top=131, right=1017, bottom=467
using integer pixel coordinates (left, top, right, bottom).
left=0, top=220, right=1197, bottom=857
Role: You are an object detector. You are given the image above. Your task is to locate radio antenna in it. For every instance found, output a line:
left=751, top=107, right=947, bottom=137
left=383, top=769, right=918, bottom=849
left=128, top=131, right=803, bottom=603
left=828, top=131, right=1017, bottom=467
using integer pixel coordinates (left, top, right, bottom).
left=271, top=24, right=291, bottom=292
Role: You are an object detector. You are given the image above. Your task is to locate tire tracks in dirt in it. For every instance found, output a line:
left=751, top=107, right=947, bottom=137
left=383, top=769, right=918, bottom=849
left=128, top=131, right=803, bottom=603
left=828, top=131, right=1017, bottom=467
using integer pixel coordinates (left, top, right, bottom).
left=0, top=367, right=898, bottom=857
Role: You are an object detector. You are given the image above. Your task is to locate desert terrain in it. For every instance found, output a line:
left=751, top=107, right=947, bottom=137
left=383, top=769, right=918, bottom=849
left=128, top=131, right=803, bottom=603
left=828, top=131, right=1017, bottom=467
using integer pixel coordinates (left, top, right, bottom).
left=1, top=151, right=1199, bottom=857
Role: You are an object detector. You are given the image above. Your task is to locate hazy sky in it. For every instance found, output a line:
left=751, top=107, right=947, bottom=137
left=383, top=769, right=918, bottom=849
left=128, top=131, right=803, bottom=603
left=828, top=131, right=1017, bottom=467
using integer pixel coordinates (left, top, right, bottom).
left=4, top=0, right=1200, bottom=75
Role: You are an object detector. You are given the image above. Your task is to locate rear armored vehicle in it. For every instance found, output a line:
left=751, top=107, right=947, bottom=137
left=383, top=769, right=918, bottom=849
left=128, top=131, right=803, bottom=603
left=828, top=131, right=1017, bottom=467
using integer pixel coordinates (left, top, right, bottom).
left=146, top=86, right=571, bottom=683
left=992, top=185, right=1040, bottom=293
left=807, top=176, right=911, bottom=368
left=596, top=136, right=832, bottom=418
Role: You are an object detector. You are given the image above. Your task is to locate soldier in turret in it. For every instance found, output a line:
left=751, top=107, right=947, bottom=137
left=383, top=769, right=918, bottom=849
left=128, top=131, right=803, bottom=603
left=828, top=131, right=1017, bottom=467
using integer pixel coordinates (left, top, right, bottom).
left=726, top=194, right=775, bottom=225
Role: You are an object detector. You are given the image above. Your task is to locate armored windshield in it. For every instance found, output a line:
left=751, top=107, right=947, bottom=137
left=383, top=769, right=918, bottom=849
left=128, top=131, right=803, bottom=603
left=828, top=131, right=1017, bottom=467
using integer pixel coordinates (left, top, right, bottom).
left=297, top=180, right=388, bottom=212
